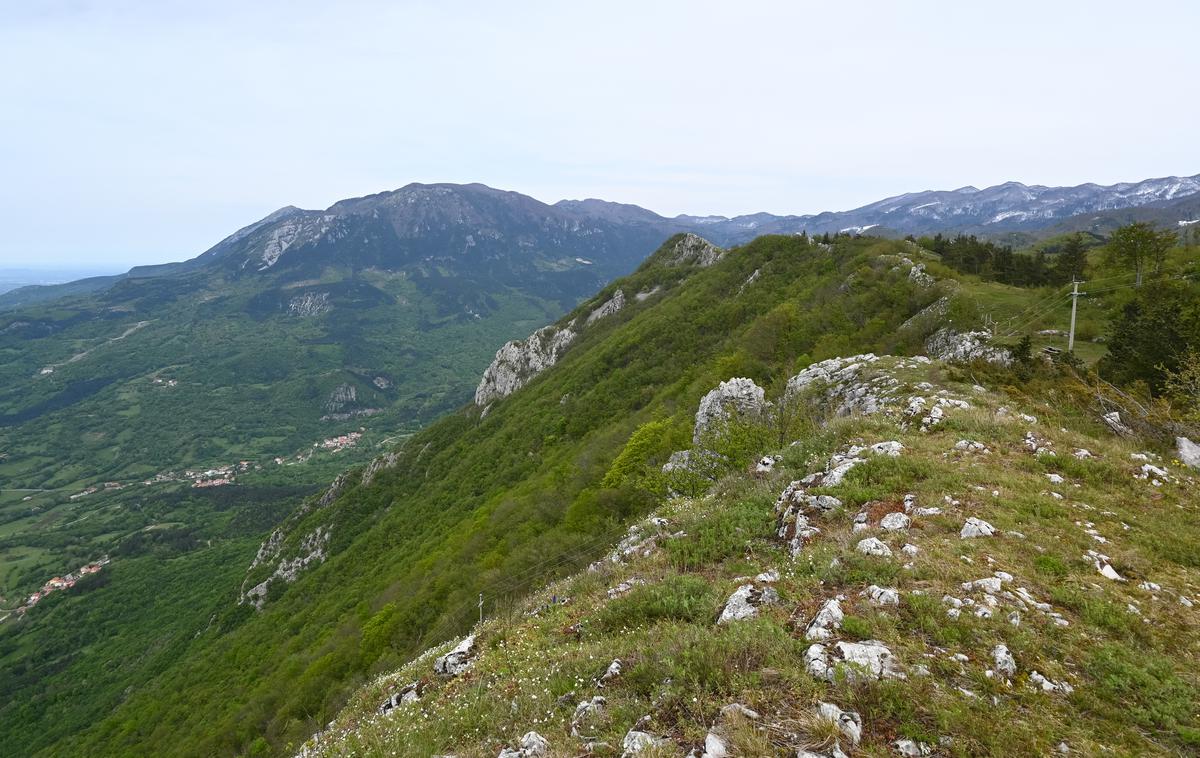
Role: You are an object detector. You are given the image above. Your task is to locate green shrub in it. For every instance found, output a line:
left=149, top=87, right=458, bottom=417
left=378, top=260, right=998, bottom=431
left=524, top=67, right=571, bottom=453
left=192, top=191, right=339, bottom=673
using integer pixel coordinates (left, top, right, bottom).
left=595, top=576, right=718, bottom=633
left=663, top=494, right=775, bottom=570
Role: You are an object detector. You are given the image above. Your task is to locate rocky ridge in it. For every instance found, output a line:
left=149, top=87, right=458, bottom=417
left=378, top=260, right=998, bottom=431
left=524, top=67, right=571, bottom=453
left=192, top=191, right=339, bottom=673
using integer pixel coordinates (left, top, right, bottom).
left=296, top=348, right=1200, bottom=756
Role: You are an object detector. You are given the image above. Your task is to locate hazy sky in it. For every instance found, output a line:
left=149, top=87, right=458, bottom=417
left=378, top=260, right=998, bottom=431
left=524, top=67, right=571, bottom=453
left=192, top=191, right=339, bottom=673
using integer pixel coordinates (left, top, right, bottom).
left=2, top=1, right=1197, bottom=268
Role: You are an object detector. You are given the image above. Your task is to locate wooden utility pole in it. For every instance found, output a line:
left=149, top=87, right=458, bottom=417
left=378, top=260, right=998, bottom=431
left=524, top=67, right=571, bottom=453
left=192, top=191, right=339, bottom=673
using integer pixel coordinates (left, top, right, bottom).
left=1068, top=280, right=1084, bottom=352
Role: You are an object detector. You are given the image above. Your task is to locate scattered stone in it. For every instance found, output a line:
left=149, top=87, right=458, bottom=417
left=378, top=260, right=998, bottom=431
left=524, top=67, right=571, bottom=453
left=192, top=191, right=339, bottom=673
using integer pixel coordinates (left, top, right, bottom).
left=754, top=455, right=780, bottom=475
left=894, top=739, right=933, bottom=756
left=378, top=681, right=423, bottom=715
left=1046, top=473, right=1065, bottom=484
left=719, top=702, right=761, bottom=721
left=857, top=537, right=893, bottom=557
left=755, top=569, right=781, bottom=583
left=992, top=644, right=1017, bottom=677
left=622, top=729, right=670, bottom=755
left=901, top=543, right=920, bottom=557
left=805, top=598, right=845, bottom=640
left=1073, top=449, right=1093, bottom=459
left=718, top=584, right=779, bottom=624
left=960, top=518, right=996, bottom=539
left=863, top=585, right=900, bottom=606
left=881, top=512, right=911, bottom=531
left=1029, top=671, right=1074, bottom=695
left=608, top=578, right=646, bottom=598
left=571, top=696, right=607, bottom=738
left=816, top=701, right=863, bottom=746
left=954, top=439, right=990, bottom=453
left=434, top=635, right=476, bottom=677
left=597, top=659, right=622, bottom=687
left=806, top=640, right=905, bottom=682
left=497, top=731, right=549, bottom=758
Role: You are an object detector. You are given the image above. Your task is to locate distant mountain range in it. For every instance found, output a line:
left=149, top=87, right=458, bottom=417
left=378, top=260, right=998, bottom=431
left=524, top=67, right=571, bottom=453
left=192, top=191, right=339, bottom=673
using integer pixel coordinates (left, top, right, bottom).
left=3, top=173, right=1197, bottom=310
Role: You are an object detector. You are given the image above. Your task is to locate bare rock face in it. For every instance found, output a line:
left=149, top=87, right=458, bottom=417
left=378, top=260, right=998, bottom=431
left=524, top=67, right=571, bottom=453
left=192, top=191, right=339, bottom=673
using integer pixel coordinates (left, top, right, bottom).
left=924, top=328, right=1012, bottom=366
left=241, top=526, right=332, bottom=609
left=585, top=289, right=626, bottom=325
left=475, top=323, right=577, bottom=407
left=693, top=378, right=767, bottom=444
left=287, top=291, right=332, bottom=316
left=664, top=232, right=723, bottom=267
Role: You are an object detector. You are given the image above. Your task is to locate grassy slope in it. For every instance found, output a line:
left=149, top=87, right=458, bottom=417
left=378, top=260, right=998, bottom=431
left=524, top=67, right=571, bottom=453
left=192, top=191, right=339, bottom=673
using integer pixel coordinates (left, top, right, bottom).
left=43, top=234, right=953, bottom=756
left=16, top=233, right=1190, bottom=756
left=306, top=356, right=1200, bottom=757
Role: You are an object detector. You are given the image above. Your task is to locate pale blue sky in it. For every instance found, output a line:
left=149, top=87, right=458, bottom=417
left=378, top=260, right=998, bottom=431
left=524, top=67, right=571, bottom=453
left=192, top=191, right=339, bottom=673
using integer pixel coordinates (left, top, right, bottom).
left=1, top=0, right=1197, bottom=268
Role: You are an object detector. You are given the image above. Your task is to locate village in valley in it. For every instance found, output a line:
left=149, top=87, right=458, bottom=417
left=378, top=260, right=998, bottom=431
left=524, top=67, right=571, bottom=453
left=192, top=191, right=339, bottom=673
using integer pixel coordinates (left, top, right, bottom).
left=2, top=429, right=373, bottom=625
left=4, top=556, right=110, bottom=621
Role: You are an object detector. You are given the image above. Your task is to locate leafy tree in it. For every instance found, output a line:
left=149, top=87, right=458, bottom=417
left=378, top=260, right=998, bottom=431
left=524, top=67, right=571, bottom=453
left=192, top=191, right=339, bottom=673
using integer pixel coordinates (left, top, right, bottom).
left=1099, top=280, right=1200, bottom=393
left=1108, top=222, right=1177, bottom=287
left=1053, top=233, right=1089, bottom=282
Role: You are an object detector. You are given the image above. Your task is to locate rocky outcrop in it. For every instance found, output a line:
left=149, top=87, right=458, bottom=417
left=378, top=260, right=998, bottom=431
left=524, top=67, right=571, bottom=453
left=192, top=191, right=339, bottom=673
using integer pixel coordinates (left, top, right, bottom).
left=663, top=233, right=723, bottom=267
left=693, top=378, right=767, bottom=444
left=287, top=291, right=332, bottom=317
left=717, top=583, right=779, bottom=623
left=924, top=328, right=1011, bottom=366
left=434, top=634, right=477, bottom=677
left=585, top=289, right=625, bottom=325
left=324, top=384, right=358, bottom=413
left=361, top=452, right=399, bottom=487
left=805, top=640, right=905, bottom=682
left=241, top=526, right=331, bottom=609
left=475, top=323, right=577, bottom=407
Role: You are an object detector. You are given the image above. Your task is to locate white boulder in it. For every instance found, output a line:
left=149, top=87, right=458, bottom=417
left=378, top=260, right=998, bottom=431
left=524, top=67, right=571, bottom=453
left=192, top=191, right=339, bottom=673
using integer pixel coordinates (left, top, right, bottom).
left=694, top=378, right=767, bottom=444
left=857, top=537, right=893, bottom=557
left=960, top=518, right=996, bottom=539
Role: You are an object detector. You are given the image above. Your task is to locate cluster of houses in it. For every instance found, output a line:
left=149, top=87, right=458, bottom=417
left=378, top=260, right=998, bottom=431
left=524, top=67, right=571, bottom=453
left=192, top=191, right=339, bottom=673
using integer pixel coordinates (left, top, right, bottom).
left=13, top=556, right=110, bottom=616
left=316, top=431, right=362, bottom=452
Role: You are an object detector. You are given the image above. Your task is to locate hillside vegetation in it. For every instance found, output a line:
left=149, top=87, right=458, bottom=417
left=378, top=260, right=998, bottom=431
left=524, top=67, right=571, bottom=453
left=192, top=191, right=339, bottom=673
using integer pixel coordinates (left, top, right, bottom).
left=4, top=230, right=1197, bottom=757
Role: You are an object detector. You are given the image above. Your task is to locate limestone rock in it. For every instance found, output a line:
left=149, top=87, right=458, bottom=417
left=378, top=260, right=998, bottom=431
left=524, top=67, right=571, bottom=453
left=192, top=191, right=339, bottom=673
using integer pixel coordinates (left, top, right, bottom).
left=960, top=517, right=996, bottom=539
left=805, top=598, right=845, bottom=640
left=894, top=738, right=933, bottom=756
left=718, top=583, right=779, bottom=624
left=694, top=378, right=767, bottom=444
left=664, top=233, right=723, bottom=267
left=498, top=732, right=548, bottom=758
left=881, top=512, right=911, bottom=531
left=1177, top=437, right=1200, bottom=469
left=585, top=289, right=626, bottom=326
left=992, top=644, right=1017, bottom=678
left=622, top=729, right=670, bottom=756
left=434, top=634, right=476, bottom=677
left=1101, top=411, right=1132, bottom=436
left=806, top=640, right=905, bottom=682
left=863, top=585, right=900, bottom=606
left=475, top=323, right=577, bottom=407
left=816, top=701, right=863, bottom=746
left=857, top=537, right=893, bottom=557
left=925, top=328, right=1012, bottom=366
